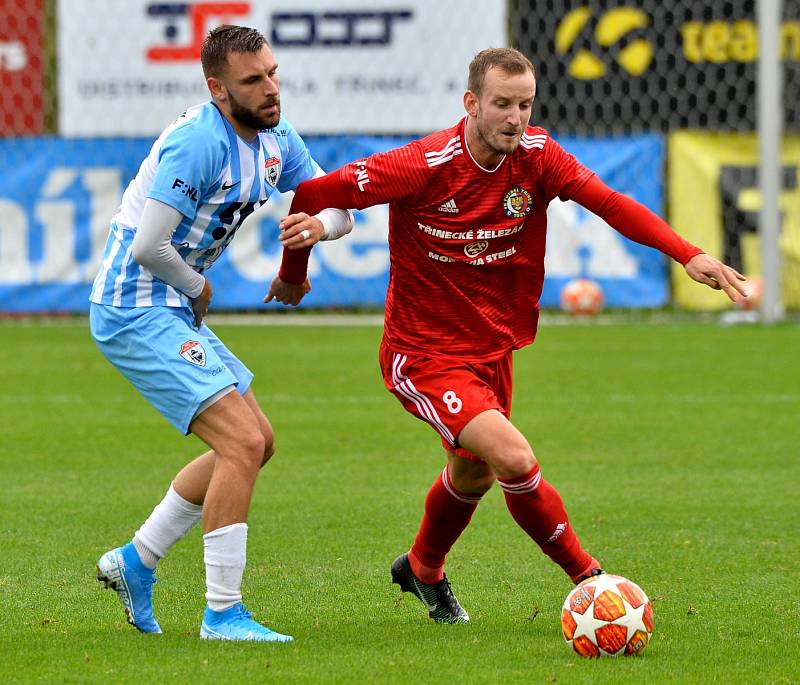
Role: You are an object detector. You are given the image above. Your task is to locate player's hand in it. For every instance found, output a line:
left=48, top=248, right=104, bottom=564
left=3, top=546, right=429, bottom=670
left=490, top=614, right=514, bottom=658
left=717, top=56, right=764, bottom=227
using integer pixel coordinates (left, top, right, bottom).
left=263, top=276, right=311, bottom=306
left=192, top=278, right=212, bottom=327
left=279, top=213, right=325, bottom=250
left=684, top=253, right=748, bottom=302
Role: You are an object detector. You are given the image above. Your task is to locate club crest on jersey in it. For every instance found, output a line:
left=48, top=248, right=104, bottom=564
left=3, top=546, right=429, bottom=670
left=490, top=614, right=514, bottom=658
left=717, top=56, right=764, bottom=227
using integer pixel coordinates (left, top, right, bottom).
left=180, top=340, right=206, bottom=367
left=464, top=240, right=489, bottom=258
left=503, top=186, right=533, bottom=218
left=264, top=156, right=281, bottom=187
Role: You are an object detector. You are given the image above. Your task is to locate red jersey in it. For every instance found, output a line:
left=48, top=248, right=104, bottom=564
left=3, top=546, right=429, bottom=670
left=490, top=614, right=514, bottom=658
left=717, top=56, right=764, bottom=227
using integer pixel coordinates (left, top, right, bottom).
left=281, top=117, right=700, bottom=361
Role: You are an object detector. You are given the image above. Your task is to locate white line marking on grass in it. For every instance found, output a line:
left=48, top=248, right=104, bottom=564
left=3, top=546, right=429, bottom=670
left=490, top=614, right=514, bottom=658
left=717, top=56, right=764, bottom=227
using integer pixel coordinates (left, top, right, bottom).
left=534, top=394, right=800, bottom=404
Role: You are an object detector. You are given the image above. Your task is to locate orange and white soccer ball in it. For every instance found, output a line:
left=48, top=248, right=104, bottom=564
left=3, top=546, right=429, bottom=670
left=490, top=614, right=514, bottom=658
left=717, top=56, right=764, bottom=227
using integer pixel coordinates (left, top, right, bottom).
left=560, top=278, right=604, bottom=315
left=734, top=275, right=763, bottom=311
left=561, top=574, right=654, bottom=657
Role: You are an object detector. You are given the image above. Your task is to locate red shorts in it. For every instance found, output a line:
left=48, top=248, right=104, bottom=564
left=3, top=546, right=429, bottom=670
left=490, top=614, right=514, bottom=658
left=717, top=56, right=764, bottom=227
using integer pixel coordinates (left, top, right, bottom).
left=379, top=341, right=513, bottom=462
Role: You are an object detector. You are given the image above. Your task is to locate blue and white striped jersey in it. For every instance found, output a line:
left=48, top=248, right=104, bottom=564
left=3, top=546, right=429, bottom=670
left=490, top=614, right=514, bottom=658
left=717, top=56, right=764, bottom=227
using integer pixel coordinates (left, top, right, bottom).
left=90, top=101, right=320, bottom=307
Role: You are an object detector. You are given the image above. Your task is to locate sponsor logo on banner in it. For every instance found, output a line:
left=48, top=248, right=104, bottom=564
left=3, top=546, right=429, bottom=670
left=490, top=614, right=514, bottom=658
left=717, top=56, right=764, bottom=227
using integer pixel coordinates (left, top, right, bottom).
left=271, top=9, right=413, bottom=47
left=180, top=340, right=207, bottom=366
left=555, top=7, right=654, bottom=79
left=56, top=0, right=506, bottom=136
left=145, top=2, right=251, bottom=61
left=264, top=156, right=281, bottom=187
left=503, top=187, right=533, bottom=218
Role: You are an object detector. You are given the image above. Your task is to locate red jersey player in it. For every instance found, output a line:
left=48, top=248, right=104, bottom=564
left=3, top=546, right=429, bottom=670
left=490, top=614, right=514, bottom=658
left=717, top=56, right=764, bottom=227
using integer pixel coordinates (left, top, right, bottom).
left=266, top=48, right=747, bottom=623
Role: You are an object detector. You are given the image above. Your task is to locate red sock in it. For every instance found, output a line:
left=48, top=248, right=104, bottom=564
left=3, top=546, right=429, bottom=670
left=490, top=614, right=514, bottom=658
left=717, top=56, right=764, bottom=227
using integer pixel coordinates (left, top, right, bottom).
left=499, top=464, right=598, bottom=581
left=408, top=466, right=482, bottom=584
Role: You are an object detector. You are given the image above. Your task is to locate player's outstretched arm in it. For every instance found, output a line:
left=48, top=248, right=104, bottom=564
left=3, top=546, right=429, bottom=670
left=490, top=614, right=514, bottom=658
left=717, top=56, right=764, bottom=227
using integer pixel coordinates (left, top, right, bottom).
left=684, top=253, right=747, bottom=302
left=572, top=176, right=747, bottom=302
left=278, top=143, right=427, bottom=286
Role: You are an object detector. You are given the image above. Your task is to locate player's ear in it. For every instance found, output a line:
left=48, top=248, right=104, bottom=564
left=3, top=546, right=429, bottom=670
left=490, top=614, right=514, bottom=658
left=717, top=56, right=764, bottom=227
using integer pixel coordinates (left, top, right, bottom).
left=463, top=90, right=478, bottom=117
left=207, top=76, right=227, bottom=102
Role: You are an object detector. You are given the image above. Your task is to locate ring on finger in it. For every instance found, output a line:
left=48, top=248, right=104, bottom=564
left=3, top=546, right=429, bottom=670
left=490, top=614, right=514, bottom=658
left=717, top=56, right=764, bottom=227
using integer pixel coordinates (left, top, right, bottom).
left=300, top=229, right=311, bottom=240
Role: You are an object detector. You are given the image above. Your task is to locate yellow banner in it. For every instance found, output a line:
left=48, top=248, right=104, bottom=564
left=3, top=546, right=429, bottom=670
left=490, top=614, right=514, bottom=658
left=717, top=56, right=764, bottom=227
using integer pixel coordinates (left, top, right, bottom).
left=669, top=132, right=800, bottom=309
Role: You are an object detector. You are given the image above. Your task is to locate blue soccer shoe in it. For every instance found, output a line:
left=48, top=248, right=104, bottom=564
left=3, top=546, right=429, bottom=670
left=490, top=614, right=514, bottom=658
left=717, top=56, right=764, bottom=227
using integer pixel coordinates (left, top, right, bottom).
left=200, top=603, right=293, bottom=642
left=96, top=542, right=162, bottom=634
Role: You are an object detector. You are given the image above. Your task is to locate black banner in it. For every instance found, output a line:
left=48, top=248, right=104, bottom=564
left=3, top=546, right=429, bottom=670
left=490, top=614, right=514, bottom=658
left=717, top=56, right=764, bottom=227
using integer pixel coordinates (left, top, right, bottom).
left=510, top=0, right=800, bottom=134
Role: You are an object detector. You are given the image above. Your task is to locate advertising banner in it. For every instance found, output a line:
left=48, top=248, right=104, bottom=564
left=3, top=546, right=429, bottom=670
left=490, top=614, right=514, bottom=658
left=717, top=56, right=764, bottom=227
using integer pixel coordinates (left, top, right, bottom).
left=57, top=0, right=506, bottom=136
left=0, top=0, right=44, bottom=135
left=512, top=0, right=800, bottom=134
left=0, top=133, right=667, bottom=313
left=669, top=132, right=800, bottom=309
left=543, top=134, right=668, bottom=307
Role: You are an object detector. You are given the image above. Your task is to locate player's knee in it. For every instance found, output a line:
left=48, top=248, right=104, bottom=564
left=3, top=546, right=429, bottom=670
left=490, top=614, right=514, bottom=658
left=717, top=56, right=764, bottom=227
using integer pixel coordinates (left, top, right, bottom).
left=225, top=429, right=266, bottom=474
left=476, top=471, right=497, bottom=492
left=449, top=457, right=496, bottom=494
left=260, top=430, right=275, bottom=466
left=493, top=442, right=537, bottom=479
left=457, top=471, right=496, bottom=494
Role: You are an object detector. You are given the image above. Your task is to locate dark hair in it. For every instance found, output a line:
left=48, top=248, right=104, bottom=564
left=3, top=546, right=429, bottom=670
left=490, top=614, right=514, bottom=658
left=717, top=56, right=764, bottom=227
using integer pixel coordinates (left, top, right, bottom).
left=467, top=48, right=535, bottom=95
left=200, top=25, right=268, bottom=77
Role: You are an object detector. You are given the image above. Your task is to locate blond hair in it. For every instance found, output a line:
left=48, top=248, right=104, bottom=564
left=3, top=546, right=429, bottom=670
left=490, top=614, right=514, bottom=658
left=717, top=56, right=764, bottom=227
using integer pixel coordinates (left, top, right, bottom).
left=468, top=48, right=535, bottom=95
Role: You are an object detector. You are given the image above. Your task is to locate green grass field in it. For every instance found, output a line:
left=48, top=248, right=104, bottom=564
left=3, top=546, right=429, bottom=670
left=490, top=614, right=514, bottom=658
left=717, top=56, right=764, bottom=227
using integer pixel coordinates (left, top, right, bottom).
left=1, top=317, right=798, bottom=684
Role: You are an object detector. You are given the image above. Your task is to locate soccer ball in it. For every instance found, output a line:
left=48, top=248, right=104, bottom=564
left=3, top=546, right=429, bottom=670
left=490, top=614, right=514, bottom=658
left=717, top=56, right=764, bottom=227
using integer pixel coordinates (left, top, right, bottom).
left=560, top=278, right=604, bottom=315
left=734, top=275, right=763, bottom=310
left=561, top=574, right=654, bottom=657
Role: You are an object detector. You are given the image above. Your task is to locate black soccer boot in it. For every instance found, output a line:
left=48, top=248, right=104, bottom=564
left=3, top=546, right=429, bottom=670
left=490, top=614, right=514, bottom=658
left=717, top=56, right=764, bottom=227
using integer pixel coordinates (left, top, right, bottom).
left=575, top=567, right=606, bottom=584
left=391, top=553, right=469, bottom=624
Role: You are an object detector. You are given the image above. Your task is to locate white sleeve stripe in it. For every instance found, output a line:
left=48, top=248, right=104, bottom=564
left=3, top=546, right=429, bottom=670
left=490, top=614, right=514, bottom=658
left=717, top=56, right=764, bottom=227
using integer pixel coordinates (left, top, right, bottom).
left=424, top=136, right=460, bottom=158
left=427, top=149, right=463, bottom=167
left=426, top=141, right=462, bottom=163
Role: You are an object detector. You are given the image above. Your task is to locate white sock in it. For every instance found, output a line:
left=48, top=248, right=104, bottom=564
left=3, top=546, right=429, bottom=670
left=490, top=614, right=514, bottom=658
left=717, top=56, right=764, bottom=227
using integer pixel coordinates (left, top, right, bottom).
left=204, top=522, right=248, bottom=612
left=133, top=483, right=203, bottom=569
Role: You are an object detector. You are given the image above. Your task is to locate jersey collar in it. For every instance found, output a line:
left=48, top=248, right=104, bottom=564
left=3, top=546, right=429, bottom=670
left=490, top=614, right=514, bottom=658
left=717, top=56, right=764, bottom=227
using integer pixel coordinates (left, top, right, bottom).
left=210, top=101, right=262, bottom=151
left=461, top=116, right=508, bottom=174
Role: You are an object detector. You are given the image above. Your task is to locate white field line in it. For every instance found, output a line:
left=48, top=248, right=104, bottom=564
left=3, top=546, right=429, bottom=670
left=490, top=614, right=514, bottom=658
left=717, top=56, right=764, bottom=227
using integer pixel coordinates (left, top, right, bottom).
left=1, top=311, right=752, bottom=328
left=5, top=393, right=797, bottom=405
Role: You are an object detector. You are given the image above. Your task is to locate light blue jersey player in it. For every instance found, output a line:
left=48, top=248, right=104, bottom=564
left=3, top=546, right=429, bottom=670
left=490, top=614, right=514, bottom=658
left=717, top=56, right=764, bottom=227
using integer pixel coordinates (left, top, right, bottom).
left=90, top=25, right=352, bottom=642
left=91, top=100, right=322, bottom=309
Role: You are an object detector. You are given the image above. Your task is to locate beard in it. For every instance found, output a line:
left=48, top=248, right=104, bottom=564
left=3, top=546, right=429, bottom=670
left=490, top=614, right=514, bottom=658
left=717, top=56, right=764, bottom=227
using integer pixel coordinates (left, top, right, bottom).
left=228, top=91, right=281, bottom=131
left=475, top=116, right=522, bottom=157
